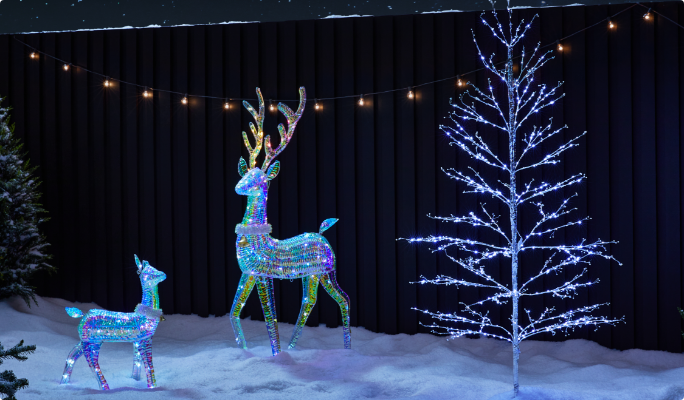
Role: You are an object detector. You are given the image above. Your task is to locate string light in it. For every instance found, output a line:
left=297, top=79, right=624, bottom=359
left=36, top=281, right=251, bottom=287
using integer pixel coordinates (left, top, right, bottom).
left=408, top=88, right=414, bottom=99
left=181, top=94, right=188, bottom=105
left=358, top=95, right=364, bottom=106
left=269, top=100, right=275, bottom=112
left=643, top=8, right=652, bottom=20
left=224, top=99, right=230, bottom=110
left=314, top=99, right=321, bottom=110
left=9, top=3, right=659, bottom=109
left=104, top=77, right=110, bottom=87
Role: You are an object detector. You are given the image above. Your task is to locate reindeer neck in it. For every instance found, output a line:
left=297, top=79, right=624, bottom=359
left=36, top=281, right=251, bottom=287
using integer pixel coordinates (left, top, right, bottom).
left=141, top=285, right=160, bottom=309
left=241, top=189, right=269, bottom=226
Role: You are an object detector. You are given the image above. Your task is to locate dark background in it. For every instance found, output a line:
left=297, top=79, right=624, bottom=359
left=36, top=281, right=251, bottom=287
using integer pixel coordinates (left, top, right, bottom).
left=1, top=0, right=676, bottom=34
left=0, top=2, right=683, bottom=353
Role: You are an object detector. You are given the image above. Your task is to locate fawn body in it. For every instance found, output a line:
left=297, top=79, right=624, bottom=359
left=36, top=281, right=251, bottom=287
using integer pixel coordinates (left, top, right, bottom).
left=60, top=255, right=166, bottom=390
left=230, top=87, right=351, bottom=356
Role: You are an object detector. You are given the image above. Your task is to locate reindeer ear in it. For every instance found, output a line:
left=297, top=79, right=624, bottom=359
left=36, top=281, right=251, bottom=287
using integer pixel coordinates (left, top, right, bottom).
left=238, top=157, right=249, bottom=177
left=266, top=161, right=280, bottom=181
left=134, top=254, right=142, bottom=271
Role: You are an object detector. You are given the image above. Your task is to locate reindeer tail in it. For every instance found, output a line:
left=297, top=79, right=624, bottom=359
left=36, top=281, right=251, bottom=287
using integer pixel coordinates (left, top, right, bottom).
left=65, top=307, right=84, bottom=318
left=319, top=218, right=339, bottom=235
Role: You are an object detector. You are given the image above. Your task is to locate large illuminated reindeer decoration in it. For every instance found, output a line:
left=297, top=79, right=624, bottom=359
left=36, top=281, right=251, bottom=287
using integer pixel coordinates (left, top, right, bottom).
left=230, top=87, right=351, bottom=356
left=60, top=255, right=166, bottom=390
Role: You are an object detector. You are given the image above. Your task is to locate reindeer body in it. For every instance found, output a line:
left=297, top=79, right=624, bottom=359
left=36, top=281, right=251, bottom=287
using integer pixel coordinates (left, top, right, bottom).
left=60, top=255, right=165, bottom=390
left=230, top=87, right=351, bottom=356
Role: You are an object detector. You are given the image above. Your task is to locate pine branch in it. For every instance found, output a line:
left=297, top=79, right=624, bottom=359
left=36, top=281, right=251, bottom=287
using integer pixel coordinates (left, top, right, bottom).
left=0, top=340, right=36, bottom=365
left=0, top=340, right=35, bottom=400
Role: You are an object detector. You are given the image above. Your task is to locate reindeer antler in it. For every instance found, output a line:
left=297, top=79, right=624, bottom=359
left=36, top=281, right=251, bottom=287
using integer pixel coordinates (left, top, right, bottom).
left=241, top=88, right=265, bottom=169
left=261, top=87, right=306, bottom=170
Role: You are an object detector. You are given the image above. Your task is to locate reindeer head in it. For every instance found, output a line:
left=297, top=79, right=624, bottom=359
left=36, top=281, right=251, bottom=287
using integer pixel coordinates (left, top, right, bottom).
left=134, top=254, right=167, bottom=288
left=236, top=87, right=306, bottom=196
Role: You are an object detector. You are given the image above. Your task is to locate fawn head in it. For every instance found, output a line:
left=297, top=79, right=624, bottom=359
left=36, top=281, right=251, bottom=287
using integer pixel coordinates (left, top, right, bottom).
left=236, top=87, right=306, bottom=196
left=134, top=254, right=166, bottom=288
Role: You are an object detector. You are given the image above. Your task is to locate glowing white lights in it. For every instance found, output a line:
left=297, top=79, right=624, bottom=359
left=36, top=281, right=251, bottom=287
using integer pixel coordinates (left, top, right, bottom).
left=402, top=5, right=621, bottom=397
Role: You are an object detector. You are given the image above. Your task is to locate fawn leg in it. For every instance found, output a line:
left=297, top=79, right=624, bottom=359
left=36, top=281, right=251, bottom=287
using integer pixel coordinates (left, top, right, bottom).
left=138, top=338, right=156, bottom=388
left=83, top=341, right=109, bottom=390
left=132, top=343, right=143, bottom=380
left=288, top=275, right=320, bottom=349
left=60, top=341, right=83, bottom=384
left=256, top=276, right=281, bottom=356
left=320, top=271, right=352, bottom=349
left=230, top=273, right=257, bottom=349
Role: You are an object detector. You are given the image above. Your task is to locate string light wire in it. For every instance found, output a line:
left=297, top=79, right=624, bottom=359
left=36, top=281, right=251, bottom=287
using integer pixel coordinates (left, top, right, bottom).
left=12, top=3, right=663, bottom=105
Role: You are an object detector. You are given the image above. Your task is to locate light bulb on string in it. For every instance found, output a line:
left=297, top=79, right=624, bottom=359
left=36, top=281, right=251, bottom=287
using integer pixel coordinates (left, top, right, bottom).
left=104, top=77, right=111, bottom=87
left=63, top=63, right=70, bottom=71
left=224, top=99, right=230, bottom=110
left=408, top=88, right=414, bottom=99
left=608, top=19, right=615, bottom=29
left=358, top=95, right=364, bottom=106
left=143, top=87, right=151, bottom=98
left=269, top=100, right=275, bottom=112
left=457, top=76, right=463, bottom=87
left=314, top=100, right=321, bottom=110
left=556, top=41, right=563, bottom=52
left=643, top=9, right=652, bottom=20
left=181, top=94, right=188, bottom=105
left=30, top=52, right=38, bottom=59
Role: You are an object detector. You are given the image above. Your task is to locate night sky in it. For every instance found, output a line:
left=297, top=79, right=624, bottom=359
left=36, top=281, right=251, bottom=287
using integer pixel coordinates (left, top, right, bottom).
left=0, top=0, right=661, bottom=34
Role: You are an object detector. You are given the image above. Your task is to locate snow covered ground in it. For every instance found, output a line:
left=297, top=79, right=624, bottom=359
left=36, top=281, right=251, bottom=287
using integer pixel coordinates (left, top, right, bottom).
left=1, top=296, right=683, bottom=400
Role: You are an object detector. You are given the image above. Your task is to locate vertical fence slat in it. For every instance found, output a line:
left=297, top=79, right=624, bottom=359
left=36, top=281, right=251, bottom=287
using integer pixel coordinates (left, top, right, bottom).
left=375, top=15, right=397, bottom=334
left=206, top=24, right=227, bottom=317
left=89, top=31, right=107, bottom=307
left=395, top=14, right=417, bottom=335
left=655, top=2, right=682, bottom=353
left=154, top=27, right=174, bottom=314
left=105, top=30, right=124, bottom=311
left=586, top=5, right=613, bottom=349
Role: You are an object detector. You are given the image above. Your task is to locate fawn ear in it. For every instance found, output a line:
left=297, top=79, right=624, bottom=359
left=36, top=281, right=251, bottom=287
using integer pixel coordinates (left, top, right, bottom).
left=134, top=254, right=142, bottom=271
left=238, top=157, right=249, bottom=177
left=266, top=161, right=280, bottom=181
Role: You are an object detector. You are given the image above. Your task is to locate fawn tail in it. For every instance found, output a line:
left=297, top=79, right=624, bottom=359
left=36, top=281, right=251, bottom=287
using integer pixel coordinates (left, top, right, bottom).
left=65, top=307, right=84, bottom=318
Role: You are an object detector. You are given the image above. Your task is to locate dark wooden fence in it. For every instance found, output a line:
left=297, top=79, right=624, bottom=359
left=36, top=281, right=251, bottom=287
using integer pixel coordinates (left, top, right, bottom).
left=0, top=2, right=682, bottom=352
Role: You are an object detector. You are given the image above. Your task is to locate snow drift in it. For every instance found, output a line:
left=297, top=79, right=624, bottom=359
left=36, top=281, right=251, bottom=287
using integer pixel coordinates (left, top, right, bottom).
left=0, top=296, right=682, bottom=399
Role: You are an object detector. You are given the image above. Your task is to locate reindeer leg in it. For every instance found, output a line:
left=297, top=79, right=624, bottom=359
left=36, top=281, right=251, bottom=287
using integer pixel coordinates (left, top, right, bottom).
left=138, top=338, right=156, bottom=388
left=288, top=275, right=319, bottom=349
left=132, top=342, right=143, bottom=380
left=83, top=341, right=109, bottom=390
left=320, top=271, right=352, bottom=349
left=230, top=273, right=257, bottom=349
left=256, top=276, right=281, bottom=356
left=60, top=341, right=83, bottom=384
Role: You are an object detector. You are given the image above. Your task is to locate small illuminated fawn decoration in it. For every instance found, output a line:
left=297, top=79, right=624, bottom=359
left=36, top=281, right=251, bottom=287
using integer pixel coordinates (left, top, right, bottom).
left=60, top=255, right=166, bottom=390
left=230, top=87, right=351, bottom=356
